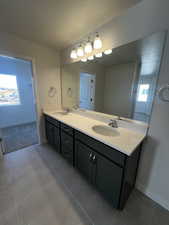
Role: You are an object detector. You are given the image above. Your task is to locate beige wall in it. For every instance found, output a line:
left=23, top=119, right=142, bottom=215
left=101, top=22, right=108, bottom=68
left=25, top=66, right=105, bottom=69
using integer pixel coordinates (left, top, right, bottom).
left=103, top=63, right=135, bottom=117
left=61, top=63, right=80, bottom=109
left=61, top=0, right=169, bottom=210
left=0, top=31, right=61, bottom=143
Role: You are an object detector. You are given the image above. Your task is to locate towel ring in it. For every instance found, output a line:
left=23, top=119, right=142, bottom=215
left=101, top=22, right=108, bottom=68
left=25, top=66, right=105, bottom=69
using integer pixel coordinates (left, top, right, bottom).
left=48, top=86, right=57, bottom=97
left=67, top=87, right=73, bottom=97
left=158, top=84, right=169, bottom=102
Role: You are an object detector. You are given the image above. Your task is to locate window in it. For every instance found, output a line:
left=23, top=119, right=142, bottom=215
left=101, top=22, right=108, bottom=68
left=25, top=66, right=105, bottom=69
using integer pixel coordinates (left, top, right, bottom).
left=137, top=84, right=150, bottom=102
left=0, top=74, right=20, bottom=106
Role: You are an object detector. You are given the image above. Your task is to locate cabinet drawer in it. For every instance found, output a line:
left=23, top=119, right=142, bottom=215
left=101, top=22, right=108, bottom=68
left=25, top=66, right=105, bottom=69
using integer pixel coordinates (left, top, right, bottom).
left=53, top=126, right=61, bottom=152
left=61, top=131, right=74, bottom=164
left=61, top=123, right=73, bottom=136
left=61, top=131, right=73, bottom=148
left=45, top=115, right=60, bottom=127
left=75, top=131, right=126, bottom=167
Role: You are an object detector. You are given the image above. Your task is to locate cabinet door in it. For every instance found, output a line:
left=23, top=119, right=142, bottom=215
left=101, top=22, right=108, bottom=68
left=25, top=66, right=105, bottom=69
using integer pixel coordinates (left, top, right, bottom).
left=53, top=126, right=60, bottom=152
left=75, top=141, right=93, bottom=182
left=61, top=131, right=73, bottom=165
left=93, top=153, right=123, bottom=208
left=46, top=121, right=55, bottom=146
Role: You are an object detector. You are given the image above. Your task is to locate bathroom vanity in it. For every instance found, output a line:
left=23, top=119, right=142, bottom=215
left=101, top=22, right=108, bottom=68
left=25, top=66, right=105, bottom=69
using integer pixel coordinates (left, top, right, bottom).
left=44, top=111, right=146, bottom=209
left=43, top=31, right=165, bottom=210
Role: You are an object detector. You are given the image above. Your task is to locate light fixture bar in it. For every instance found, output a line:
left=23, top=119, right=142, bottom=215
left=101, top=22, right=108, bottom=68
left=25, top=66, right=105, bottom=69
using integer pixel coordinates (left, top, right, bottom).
left=70, top=49, right=77, bottom=59
left=88, top=55, right=94, bottom=60
left=104, top=49, right=112, bottom=55
left=95, top=52, right=102, bottom=58
left=77, top=45, right=84, bottom=57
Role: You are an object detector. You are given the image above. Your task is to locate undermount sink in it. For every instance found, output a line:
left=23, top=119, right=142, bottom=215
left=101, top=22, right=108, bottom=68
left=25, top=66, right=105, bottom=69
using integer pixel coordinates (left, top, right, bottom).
left=92, top=125, right=119, bottom=137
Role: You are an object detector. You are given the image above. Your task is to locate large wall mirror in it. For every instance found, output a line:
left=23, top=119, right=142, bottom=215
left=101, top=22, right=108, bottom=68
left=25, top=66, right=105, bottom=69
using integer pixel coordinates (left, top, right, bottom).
left=61, top=31, right=166, bottom=124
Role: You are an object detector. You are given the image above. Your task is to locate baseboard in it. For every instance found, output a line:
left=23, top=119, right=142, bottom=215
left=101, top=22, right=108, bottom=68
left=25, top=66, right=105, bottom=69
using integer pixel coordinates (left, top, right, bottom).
left=136, top=182, right=169, bottom=211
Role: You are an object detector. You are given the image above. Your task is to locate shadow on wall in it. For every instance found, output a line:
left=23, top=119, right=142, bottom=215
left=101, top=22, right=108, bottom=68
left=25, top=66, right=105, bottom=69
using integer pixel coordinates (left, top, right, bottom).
left=136, top=136, right=159, bottom=191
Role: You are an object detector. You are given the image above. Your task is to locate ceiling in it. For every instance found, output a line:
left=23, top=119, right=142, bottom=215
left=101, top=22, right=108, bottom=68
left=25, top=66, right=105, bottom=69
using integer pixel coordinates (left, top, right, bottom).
left=0, top=0, right=140, bottom=50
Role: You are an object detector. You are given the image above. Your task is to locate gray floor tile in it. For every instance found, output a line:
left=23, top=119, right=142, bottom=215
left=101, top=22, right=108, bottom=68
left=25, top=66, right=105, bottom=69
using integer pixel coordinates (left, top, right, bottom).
left=0, top=206, right=20, bottom=225
left=0, top=144, right=168, bottom=225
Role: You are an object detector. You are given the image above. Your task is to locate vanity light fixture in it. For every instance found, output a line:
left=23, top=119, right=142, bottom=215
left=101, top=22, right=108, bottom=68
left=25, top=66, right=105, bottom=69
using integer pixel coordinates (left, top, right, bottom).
left=70, top=49, right=77, bottom=59
left=93, top=32, right=102, bottom=49
left=88, top=55, right=94, bottom=60
left=81, top=58, right=87, bottom=62
left=95, top=52, right=102, bottom=58
left=104, top=49, right=112, bottom=55
left=70, top=32, right=103, bottom=59
left=77, top=45, right=84, bottom=57
left=84, top=38, right=93, bottom=53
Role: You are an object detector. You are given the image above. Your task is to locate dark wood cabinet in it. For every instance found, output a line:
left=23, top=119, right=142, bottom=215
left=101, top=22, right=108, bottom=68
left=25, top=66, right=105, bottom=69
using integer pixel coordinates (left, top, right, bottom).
left=44, top=114, right=142, bottom=210
left=93, top=152, right=123, bottom=207
left=74, top=130, right=141, bottom=209
left=75, top=140, right=123, bottom=207
left=61, top=123, right=74, bottom=136
left=75, top=130, right=125, bottom=166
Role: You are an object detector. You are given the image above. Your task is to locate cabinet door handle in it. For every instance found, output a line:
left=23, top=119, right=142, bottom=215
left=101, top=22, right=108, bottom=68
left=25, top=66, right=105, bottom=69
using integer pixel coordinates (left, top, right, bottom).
left=89, top=152, right=93, bottom=161
left=92, top=155, right=97, bottom=164
left=64, top=128, right=70, bottom=132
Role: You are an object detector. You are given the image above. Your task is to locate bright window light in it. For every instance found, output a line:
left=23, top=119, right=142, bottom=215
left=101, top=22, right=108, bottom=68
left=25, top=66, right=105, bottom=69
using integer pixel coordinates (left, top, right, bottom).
left=0, top=74, right=20, bottom=106
left=137, top=84, right=150, bottom=102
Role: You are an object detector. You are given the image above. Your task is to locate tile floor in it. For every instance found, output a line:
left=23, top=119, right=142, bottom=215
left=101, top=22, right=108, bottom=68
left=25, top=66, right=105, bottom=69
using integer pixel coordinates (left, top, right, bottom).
left=0, top=144, right=169, bottom=225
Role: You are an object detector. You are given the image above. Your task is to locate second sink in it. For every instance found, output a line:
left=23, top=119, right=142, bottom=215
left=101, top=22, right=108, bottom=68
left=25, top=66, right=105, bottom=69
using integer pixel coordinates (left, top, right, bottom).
left=92, top=125, right=119, bottom=137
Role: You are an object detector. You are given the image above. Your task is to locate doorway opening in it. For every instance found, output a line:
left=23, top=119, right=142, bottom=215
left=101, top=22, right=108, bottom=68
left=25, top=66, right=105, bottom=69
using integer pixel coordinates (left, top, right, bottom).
left=79, top=72, right=96, bottom=110
left=0, top=55, right=39, bottom=153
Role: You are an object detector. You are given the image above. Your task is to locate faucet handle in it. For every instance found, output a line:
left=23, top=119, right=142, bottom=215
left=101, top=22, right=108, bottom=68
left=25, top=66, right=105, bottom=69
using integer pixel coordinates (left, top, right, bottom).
left=72, top=104, right=79, bottom=110
left=109, top=119, right=118, bottom=128
left=116, top=115, right=120, bottom=120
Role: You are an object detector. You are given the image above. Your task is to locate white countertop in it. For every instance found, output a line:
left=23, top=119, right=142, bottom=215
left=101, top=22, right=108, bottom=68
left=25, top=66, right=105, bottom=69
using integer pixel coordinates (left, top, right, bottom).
left=44, top=110, right=146, bottom=156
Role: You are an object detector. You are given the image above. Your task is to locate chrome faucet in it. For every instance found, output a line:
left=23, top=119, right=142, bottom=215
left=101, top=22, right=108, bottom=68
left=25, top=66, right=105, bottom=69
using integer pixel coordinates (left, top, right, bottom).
left=72, top=104, right=79, bottom=110
left=108, top=119, right=118, bottom=128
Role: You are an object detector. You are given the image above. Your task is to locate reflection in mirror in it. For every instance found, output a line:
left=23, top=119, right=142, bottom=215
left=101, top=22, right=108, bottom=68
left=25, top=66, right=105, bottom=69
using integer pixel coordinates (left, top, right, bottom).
left=61, top=31, right=166, bottom=124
